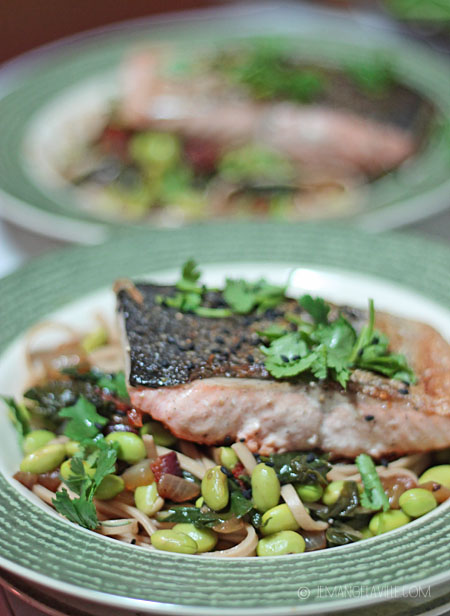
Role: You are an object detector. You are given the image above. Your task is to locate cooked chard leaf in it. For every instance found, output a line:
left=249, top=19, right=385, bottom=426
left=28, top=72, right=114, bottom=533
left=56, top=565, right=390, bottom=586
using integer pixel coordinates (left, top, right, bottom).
left=263, top=451, right=331, bottom=485
left=326, top=481, right=360, bottom=519
left=157, top=506, right=234, bottom=528
left=356, top=453, right=390, bottom=512
left=326, top=525, right=362, bottom=548
left=59, top=396, right=108, bottom=441
left=96, top=371, right=129, bottom=401
left=2, top=396, right=30, bottom=444
left=229, top=483, right=253, bottom=518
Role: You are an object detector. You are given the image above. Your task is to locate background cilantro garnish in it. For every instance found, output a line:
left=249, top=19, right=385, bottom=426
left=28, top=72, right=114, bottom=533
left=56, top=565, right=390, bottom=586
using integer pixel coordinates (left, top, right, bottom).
left=223, top=278, right=286, bottom=315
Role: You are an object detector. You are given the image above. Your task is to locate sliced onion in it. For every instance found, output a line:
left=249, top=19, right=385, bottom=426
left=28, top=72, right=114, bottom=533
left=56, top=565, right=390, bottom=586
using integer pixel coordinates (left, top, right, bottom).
left=142, top=434, right=158, bottom=460
left=156, top=445, right=206, bottom=479
left=99, top=519, right=138, bottom=536
left=380, top=473, right=417, bottom=509
left=14, top=471, right=38, bottom=490
left=420, top=481, right=450, bottom=504
left=121, top=459, right=155, bottom=490
left=212, top=517, right=245, bottom=534
left=157, top=474, right=200, bottom=502
left=281, top=484, right=328, bottom=531
left=231, top=442, right=256, bottom=474
left=301, top=530, right=327, bottom=552
left=201, top=524, right=258, bottom=558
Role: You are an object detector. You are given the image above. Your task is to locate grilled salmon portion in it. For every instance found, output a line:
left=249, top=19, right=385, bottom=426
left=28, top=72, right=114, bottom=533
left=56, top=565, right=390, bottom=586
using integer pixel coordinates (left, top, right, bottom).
left=119, top=50, right=415, bottom=179
left=117, top=284, right=450, bottom=458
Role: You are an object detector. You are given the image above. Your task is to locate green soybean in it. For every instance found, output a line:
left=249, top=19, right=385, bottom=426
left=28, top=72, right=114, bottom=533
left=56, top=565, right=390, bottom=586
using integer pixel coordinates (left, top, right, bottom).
left=360, top=527, right=374, bottom=540
left=399, top=488, right=437, bottom=518
left=20, top=443, right=66, bottom=474
left=135, top=483, right=160, bottom=516
left=130, top=132, right=181, bottom=171
left=257, top=530, right=305, bottom=556
left=65, top=440, right=80, bottom=457
left=195, top=496, right=204, bottom=508
left=252, top=463, right=281, bottom=512
left=322, top=481, right=344, bottom=506
left=219, top=447, right=239, bottom=470
left=201, top=466, right=229, bottom=511
left=294, top=483, right=323, bottom=503
left=260, top=504, right=299, bottom=536
left=60, top=458, right=94, bottom=481
left=369, top=510, right=411, bottom=535
left=151, top=529, right=198, bottom=554
left=95, top=475, right=125, bottom=500
left=23, top=430, right=56, bottom=455
left=173, top=523, right=218, bottom=553
left=81, top=326, right=108, bottom=353
left=105, top=432, right=146, bottom=464
left=419, top=465, right=450, bottom=490
left=140, top=421, right=176, bottom=447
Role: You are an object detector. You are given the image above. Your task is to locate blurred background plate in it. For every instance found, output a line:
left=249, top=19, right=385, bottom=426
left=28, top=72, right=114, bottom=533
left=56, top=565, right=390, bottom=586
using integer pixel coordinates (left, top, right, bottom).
left=0, top=2, right=449, bottom=243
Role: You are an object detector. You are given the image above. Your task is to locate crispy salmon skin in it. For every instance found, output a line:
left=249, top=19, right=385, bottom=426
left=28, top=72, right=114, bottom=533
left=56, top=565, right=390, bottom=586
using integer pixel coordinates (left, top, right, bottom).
left=117, top=283, right=450, bottom=458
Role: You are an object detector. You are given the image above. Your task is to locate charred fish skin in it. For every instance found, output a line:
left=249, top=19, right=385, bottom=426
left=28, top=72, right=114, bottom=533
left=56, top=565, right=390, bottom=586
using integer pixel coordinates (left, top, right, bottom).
left=118, top=284, right=303, bottom=388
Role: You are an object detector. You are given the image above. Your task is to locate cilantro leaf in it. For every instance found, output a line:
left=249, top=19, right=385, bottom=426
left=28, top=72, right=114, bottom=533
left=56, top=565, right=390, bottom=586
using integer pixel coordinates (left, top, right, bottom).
left=299, top=295, right=330, bottom=324
left=53, top=490, right=99, bottom=530
left=53, top=439, right=118, bottom=530
left=96, top=371, right=129, bottom=401
left=356, top=453, right=390, bottom=512
left=59, top=396, right=108, bottom=441
left=223, top=278, right=286, bottom=315
left=2, top=396, right=30, bottom=445
left=256, top=324, right=287, bottom=341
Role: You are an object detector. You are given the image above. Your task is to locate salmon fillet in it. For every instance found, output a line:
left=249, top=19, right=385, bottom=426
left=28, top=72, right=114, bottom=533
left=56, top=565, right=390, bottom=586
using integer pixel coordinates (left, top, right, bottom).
left=117, top=284, right=450, bottom=458
left=119, top=50, right=415, bottom=179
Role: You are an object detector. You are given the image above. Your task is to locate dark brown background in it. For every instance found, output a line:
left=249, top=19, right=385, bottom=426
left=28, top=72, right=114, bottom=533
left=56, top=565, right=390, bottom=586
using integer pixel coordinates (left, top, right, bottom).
left=0, top=0, right=222, bottom=64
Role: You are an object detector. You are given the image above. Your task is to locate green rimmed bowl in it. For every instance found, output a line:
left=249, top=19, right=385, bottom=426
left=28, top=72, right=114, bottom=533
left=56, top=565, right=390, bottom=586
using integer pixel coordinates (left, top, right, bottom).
left=0, top=4, right=450, bottom=243
left=0, top=221, right=450, bottom=615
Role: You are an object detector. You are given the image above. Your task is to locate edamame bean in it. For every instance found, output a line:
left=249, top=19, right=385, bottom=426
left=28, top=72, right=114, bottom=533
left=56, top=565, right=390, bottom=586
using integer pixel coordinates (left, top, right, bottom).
left=419, top=465, right=450, bottom=490
left=105, top=432, right=146, bottom=464
left=219, top=447, right=238, bottom=470
left=369, top=510, right=411, bottom=535
left=195, top=496, right=204, bottom=508
left=130, top=132, right=181, bottom=171
left=399, top=488, right=437, bottom=518
left=322, top=481, right=345, bottom=506
left=260, top=504, right=299, bottom=536
left=95, top=475, right=125, bottom=500
left=81, top=326, right=108, bottom=353
left=294, top=484, right=323, bottom=503
left=140, top=421, right=176, bottom=447
left=60, top=458, right=94, bottom=481
left=151, top=529, right=197, bottom=554
left=201, top=465, right=229, bottom=511
left=23, top=430, right=56, bottom=455
left=257, top=531, right=305, bottom=556
left=173, top=523, right=218, bottom=553
left=65, top=440, right=80, bottom=457
left=252, top=463, right=281, bottom=512
left=20, top=443, right=66, bottom=474
left=360, top=527, right=374, bottom=540
left=135, top=483, right=160, bottom=516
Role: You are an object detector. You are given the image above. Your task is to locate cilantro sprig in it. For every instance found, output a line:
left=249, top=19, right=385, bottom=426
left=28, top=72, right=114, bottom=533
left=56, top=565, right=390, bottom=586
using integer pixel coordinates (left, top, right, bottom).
left=159, top=260, right=286, bottom=318
left=260, top=296, right=416, bottom=387
left=53, top=439, right=118, bottom=530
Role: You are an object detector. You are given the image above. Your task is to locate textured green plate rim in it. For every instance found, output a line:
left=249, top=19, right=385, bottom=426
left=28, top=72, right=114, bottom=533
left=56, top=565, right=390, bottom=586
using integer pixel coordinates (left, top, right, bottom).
left=0, top=222, right=450, bottom=614
left=0, top=5, right=449, bottom=242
